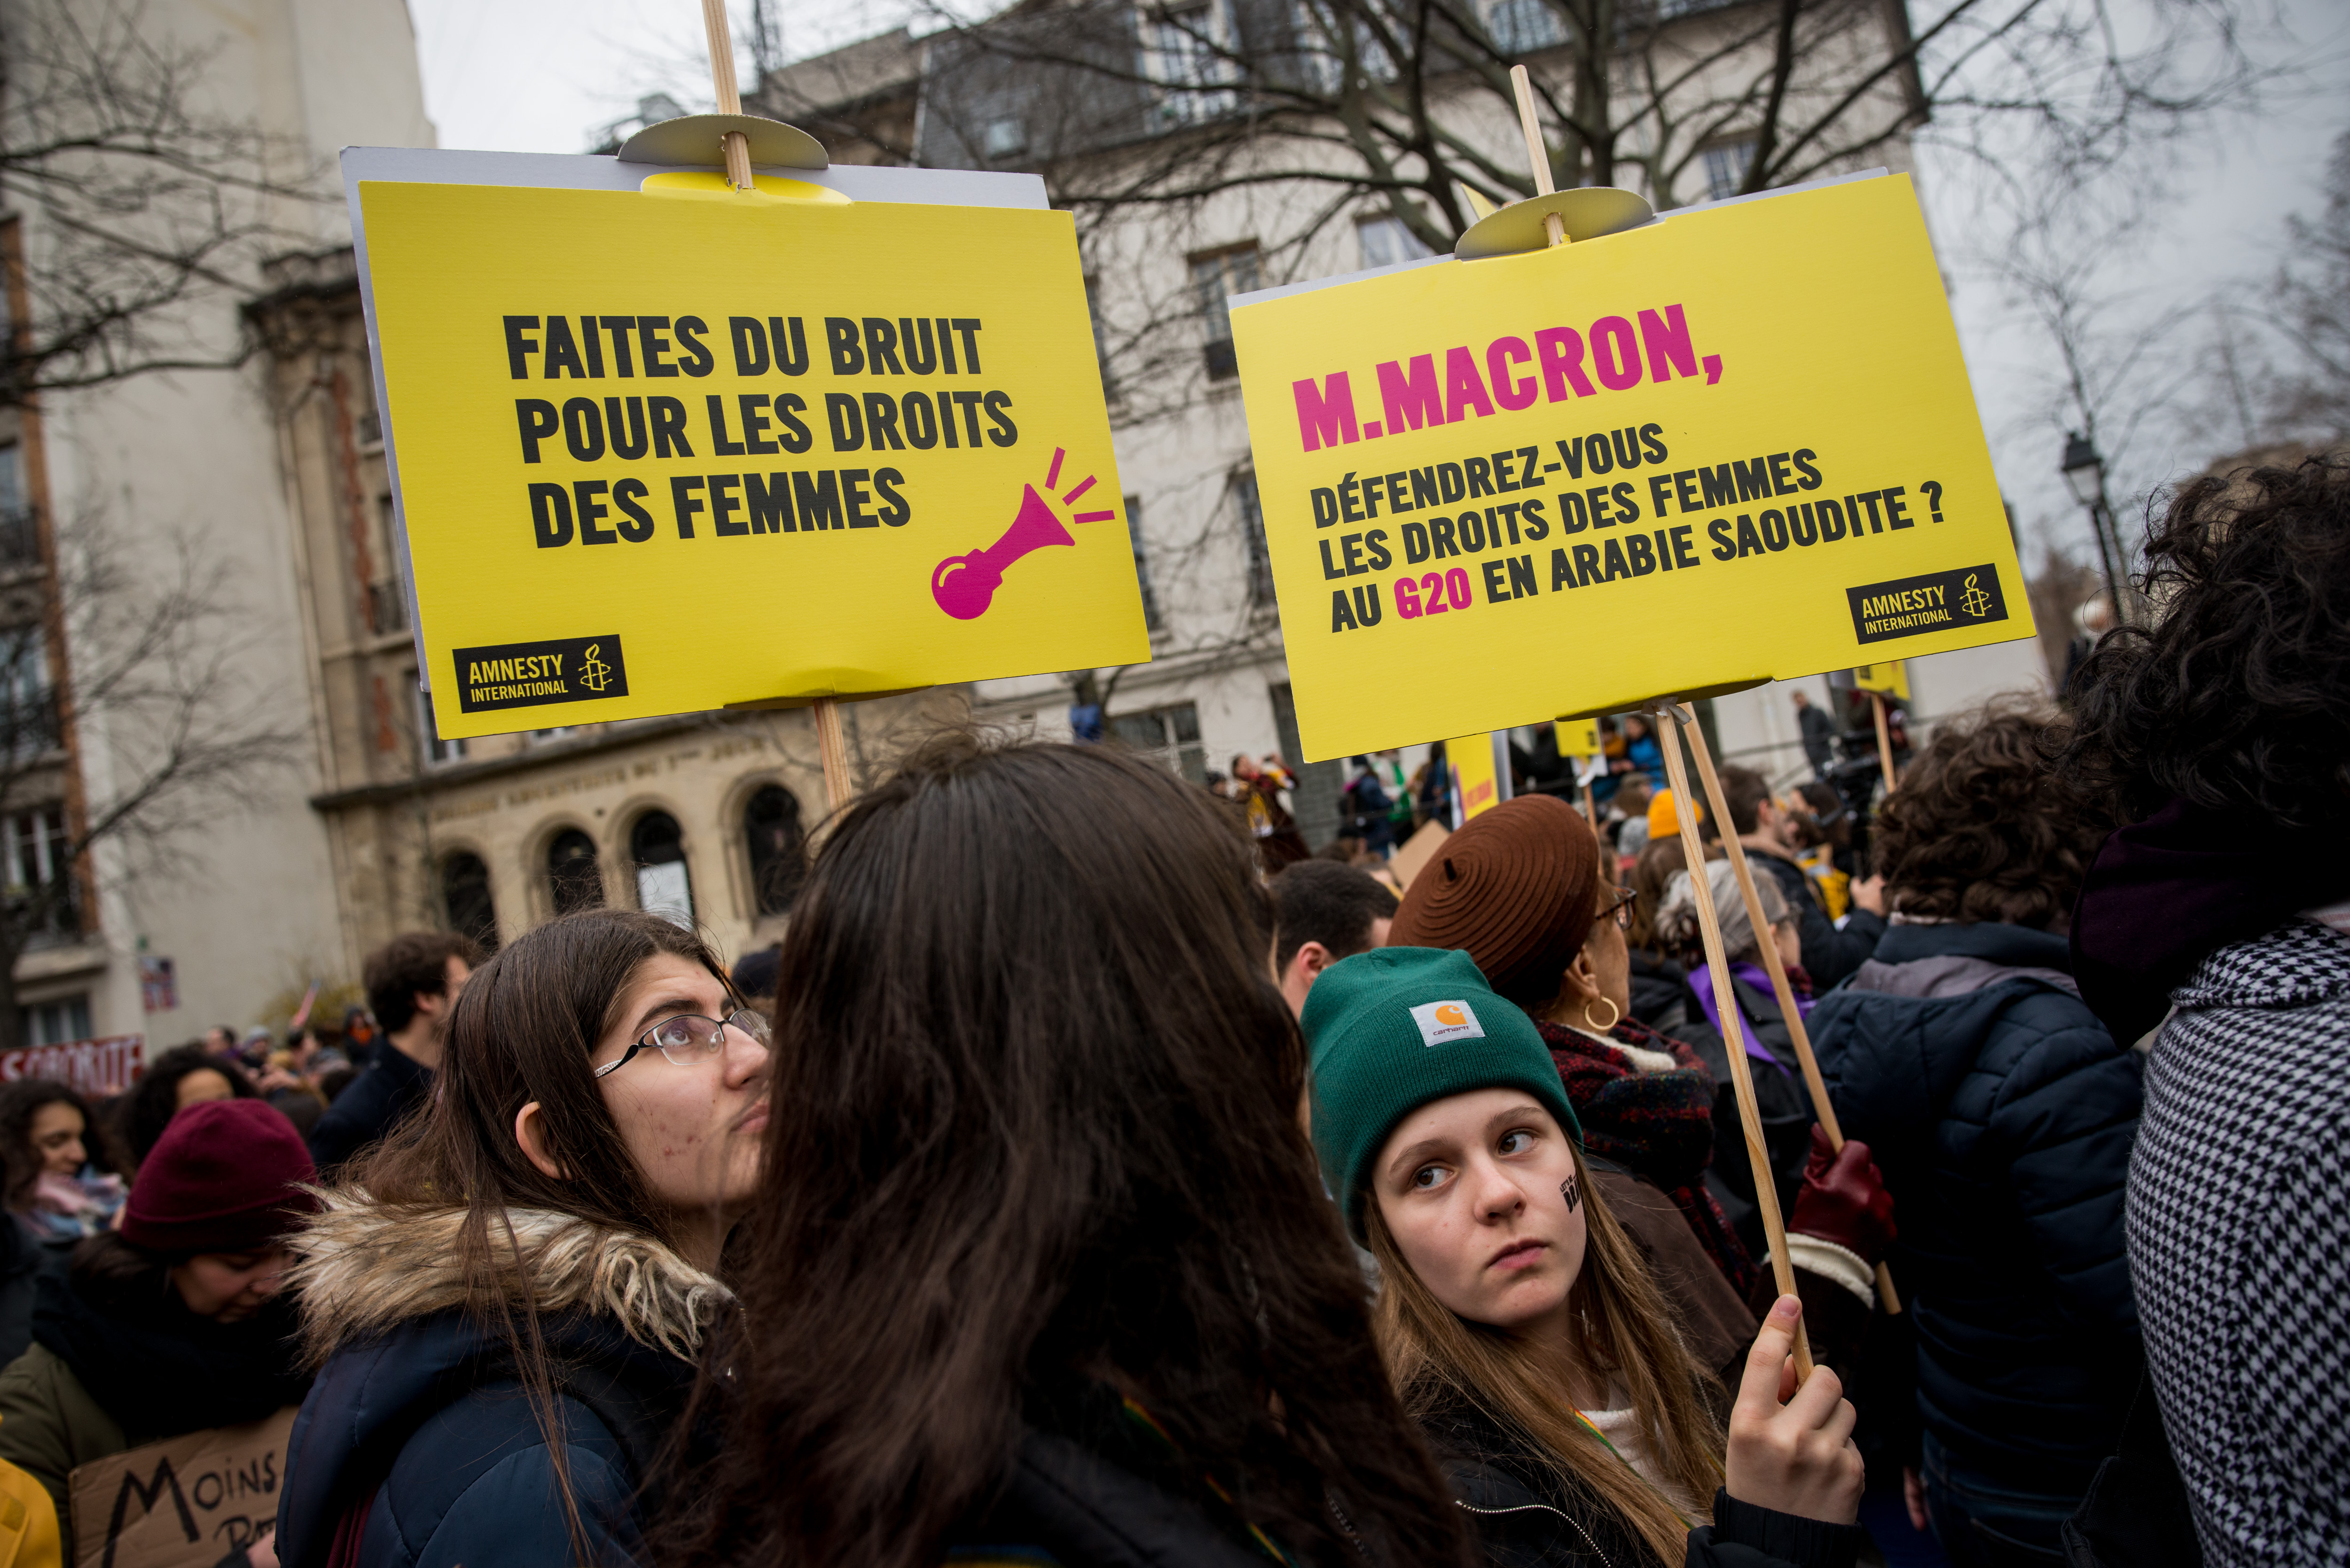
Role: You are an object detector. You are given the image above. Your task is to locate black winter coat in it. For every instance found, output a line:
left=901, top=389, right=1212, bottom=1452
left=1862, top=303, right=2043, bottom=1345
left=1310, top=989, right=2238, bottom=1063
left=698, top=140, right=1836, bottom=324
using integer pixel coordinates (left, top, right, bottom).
left=1806, top=921, right=2143, bottom=1499
left=1426, top=1395, right=1863, bottom=1568
left=277, top=1305, right=695, bottom=1568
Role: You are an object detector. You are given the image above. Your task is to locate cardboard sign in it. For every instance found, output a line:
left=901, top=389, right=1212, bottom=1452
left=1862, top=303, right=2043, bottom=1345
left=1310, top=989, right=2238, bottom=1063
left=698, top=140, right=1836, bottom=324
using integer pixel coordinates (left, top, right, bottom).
left=71, top=1406, right=296, bottom=1568
left=0, top=1036, right=143, bottom=1096
left=349, top=152, right=1145, bottom=739
left=1448, top=731, right=1508, bottom=827
left=1227, top=172, right=2031, bottom=760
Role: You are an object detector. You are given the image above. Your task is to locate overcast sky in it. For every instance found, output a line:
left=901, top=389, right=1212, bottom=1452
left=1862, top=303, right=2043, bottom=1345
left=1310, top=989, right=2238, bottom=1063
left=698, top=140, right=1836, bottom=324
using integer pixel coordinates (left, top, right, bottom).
left=410, top=0, right=2349, bottom=580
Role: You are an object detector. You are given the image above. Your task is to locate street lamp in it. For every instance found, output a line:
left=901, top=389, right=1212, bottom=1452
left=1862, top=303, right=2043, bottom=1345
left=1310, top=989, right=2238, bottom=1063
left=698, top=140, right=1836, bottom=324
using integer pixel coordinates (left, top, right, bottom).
left=2060, top=430, right=2128, bottom=628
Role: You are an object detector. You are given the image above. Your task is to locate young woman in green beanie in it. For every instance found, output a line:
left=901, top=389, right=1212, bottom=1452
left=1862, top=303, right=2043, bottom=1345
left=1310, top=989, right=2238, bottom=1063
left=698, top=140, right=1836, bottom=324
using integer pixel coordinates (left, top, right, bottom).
left=1304, top=945, right=1866, bottom=1568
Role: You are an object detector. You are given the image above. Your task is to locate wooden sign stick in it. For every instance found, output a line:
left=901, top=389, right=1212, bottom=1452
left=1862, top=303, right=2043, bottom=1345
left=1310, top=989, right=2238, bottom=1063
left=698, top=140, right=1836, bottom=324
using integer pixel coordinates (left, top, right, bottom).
left=1871, top=690, right=1897, bottom=796
left=1650, top=702, right=1814, bottom=1378
left=1508, top=67, right=1569, bottom=249
left=698, top=0, right=852, bottom=810
left=1675, top=702, right=1901, bottom=1314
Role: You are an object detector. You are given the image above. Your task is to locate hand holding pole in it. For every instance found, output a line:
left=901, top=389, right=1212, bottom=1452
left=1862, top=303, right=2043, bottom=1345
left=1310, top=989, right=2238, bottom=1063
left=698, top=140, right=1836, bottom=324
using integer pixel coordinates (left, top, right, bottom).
left=1676, top=703, right=1901, bottom=1314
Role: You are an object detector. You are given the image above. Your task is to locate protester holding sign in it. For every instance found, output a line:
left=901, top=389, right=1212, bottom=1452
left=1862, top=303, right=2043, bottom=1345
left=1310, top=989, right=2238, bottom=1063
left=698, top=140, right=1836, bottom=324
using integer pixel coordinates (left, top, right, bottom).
left=2056, top=457, right=2350, bottom=1568
left=1806, top=702, right=2137, bottom=1563
left=1305, top=946, right=1866, bottom=1568
left=672, top=737, right=1470, bottom=1568
left=275, top=910, right=756, bottom=1568
left=0, top=1099, right=314, bottom=1563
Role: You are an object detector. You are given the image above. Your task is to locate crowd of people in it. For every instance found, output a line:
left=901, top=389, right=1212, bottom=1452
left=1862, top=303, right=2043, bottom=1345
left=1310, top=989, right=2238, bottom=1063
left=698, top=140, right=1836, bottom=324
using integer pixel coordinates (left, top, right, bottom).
left=0, top=455, right=2333, bottom=1568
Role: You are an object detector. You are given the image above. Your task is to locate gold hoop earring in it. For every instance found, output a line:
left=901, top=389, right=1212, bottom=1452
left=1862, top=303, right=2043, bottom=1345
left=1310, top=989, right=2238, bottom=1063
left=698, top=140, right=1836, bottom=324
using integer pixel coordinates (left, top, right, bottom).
left=1582, top=996, right=1621, bottom=1033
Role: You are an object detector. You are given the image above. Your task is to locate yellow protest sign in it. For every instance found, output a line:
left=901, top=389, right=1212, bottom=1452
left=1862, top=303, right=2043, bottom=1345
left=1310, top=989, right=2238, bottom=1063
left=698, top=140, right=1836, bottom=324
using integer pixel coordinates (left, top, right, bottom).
left=1449, top=731, right=1504, bottom=826
left=358, top=177, right=1144, bottom=738
left=1849, top=661, right=1910, bottom=699
left=1555, top=717, right=1602, bottom=759
left=1228, top=173, right=2030, bottom=760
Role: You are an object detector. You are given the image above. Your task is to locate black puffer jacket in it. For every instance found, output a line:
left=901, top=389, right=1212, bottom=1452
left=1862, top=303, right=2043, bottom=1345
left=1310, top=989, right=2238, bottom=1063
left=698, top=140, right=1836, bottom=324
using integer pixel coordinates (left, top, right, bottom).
left=1807, top=921, right=2143, bottom=1501
left=1424, top=1395, right=1863, bottom=1568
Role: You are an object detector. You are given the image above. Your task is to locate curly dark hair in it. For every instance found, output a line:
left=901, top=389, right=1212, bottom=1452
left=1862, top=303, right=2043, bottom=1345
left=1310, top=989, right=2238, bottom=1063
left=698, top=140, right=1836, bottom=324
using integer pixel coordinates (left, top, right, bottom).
left=123, top=1045, right=257, bottom=1164
left=1876, top=699, right=2113, bottom=928
left=2057, top=456, right=2350, bottom=828
left=0, top=1080, right=118, bottom=1211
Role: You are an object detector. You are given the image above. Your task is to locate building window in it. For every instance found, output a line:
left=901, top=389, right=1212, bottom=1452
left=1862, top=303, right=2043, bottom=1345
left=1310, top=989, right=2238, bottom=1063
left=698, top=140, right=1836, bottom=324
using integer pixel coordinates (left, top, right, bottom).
left=981, top=116, right=1027, bottom=157
left=1127, top=495, right=1164, bottom=630
left=744, top=784, right=807, bottom=916
left=21, top=994, right=89, bottom=1048
left=5, top=806, right=75, bottom=945
left=1190, top=245, right=1261, bottom=382
left=418, top=688, right=465, bottom=765
left=548, top=828, right=604, bottom=915
left=630, top=811, right=693, bottom=927
left=1231, top=468, right=1275, bottom=604
left=1488, top=0, right=1566, bottom=53
left=1703, top=140, right=1756, bottom=200
left=441, top=851, right=498, bottom=953
left=1111, top=703, right=1206, bottom=783
left=1148, top=1, right=1238, bottom=125
left=530, top=727, right=576, bottom=742
left=1357, top=213, right=1435, bottom=270
left=0, top=630, right=54, bottom=762
left=0, top=446, right=31, bottom=573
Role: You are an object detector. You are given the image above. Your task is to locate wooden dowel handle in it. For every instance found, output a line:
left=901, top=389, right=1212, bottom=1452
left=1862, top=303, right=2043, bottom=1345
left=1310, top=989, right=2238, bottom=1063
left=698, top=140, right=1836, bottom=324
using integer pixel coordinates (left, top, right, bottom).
left=812, top=696, right=851, bottom=811
left=1676, top=703, right=1902, bottom=1316
left=1652, top=703, right=1813, bottom=1379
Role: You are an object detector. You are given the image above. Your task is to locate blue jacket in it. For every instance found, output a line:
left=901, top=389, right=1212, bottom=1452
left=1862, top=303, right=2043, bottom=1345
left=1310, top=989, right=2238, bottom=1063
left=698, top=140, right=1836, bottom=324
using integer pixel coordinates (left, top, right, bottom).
left=1806, top=922, right=2143, bottom=1498
left=277, top=1304, right=697, bottom=1568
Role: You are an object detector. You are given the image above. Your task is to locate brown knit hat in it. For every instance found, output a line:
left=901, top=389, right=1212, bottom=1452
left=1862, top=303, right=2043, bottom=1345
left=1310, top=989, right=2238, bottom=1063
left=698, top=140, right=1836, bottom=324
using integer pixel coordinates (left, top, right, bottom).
left=1390, top=794, right=1601, bottom=1008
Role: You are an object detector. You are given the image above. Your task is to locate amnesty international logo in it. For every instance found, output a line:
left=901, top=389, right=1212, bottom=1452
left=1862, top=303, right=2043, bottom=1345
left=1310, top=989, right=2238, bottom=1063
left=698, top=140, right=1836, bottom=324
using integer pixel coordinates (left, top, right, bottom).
left=451, top=634, right=630, bottom=715
left=1846, top=564, right=2008, bottom=646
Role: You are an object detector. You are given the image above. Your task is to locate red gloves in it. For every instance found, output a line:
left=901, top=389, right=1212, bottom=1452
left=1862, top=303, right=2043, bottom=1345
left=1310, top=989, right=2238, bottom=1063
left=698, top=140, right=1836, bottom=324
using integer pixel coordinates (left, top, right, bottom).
left=1787, top=1124, right=1897, bottom=1264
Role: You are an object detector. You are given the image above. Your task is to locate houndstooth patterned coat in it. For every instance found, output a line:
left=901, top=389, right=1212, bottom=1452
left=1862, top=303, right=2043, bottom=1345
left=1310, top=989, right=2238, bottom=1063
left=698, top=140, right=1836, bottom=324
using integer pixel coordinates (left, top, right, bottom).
left=2128, top=917, right=2350, bottom=1567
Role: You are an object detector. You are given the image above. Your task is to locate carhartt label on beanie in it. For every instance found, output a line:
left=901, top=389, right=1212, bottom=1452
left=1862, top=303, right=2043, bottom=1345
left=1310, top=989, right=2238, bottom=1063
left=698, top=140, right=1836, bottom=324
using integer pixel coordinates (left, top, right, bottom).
left=1303, top=946, right=1580, bottom=1241
left=1408, top=1000, right=1486, bottom=1046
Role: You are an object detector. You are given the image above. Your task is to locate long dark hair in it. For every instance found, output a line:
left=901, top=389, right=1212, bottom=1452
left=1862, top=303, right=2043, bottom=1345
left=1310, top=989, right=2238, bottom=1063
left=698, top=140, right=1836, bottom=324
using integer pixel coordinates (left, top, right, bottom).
left=0, top=1080, right=113, bottom=1210
left=352, top=909, right=735, bottom=1555
left=674, top=733, right=1471, bottom=1568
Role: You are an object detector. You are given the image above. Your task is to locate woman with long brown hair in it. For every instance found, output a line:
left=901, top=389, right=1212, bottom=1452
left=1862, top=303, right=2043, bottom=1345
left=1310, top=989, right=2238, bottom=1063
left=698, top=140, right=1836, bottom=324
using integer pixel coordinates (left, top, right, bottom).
left=674, top=733, right=1471, bottom=1568
left=273, top=909, right=766, bottom=1568
left=1306, top=945, right=1865, bottom=1568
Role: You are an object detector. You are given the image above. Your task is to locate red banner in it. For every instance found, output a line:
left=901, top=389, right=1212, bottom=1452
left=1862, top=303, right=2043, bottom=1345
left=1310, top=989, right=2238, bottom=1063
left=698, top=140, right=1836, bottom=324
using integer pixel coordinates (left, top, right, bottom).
left=0, top=1035, right=144, bottom=1096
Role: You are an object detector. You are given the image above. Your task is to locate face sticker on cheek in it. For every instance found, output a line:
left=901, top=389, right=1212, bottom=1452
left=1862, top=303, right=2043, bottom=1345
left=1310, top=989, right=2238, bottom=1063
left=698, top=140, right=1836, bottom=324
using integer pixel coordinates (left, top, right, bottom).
left=1560, top=1174, right=1581, bottom=1213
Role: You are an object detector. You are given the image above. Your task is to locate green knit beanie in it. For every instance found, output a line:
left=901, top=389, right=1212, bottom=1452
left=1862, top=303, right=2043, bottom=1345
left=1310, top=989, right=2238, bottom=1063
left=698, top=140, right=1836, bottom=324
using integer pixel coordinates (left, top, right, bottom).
left=1303, top=946, right=1581, bottom=1242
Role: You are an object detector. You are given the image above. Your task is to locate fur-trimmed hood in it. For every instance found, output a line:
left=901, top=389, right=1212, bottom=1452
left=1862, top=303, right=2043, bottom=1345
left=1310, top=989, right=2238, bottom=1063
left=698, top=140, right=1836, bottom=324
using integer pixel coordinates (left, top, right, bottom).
left=288, top=1186, right=730, bottom=1366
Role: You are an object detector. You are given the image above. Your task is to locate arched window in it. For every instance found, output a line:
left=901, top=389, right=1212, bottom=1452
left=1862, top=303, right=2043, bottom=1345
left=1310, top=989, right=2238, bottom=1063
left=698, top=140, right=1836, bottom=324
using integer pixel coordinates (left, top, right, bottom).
left=548, top=828, right=604, bottom=915
left=441, top=851, right=499, bottom=952
left=631, top=810, right=693, bottom=927
left=744, top=784, right=806, bottom=915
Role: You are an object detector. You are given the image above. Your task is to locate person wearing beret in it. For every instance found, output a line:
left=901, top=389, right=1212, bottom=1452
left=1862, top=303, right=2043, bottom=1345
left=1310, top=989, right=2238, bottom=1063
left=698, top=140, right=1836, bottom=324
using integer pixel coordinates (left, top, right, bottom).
left=1389, top=796, right=1897, bottom=1383
left=0, top=1098, right=315, bottom=1562
left=1304, top=946, right=1867, bottom=1568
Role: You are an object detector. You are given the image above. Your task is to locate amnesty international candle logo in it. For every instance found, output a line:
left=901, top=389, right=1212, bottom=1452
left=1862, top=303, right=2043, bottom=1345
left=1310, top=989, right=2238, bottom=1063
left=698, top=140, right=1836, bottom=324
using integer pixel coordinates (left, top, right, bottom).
left=452, top=634, right=631, bottom=713
left=1845, top=563, right=2008, bottom=645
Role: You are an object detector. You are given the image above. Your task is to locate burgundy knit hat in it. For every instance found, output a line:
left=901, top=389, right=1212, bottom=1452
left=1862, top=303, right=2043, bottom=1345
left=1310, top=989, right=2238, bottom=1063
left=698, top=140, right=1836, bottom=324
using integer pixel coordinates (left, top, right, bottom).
left=1390, top=794, right=1601, bottom=1008
left=121, top=1098, right=318, bottom=1256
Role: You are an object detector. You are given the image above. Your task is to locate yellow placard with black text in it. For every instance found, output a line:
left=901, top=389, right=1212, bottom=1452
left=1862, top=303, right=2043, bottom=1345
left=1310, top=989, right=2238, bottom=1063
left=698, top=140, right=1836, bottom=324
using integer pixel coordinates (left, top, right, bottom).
left=1228, top=174, right=2029, bottom=760
left=1449, top=731, right=1503, bottom=826
left=359, top=179, right=1145, bottom=738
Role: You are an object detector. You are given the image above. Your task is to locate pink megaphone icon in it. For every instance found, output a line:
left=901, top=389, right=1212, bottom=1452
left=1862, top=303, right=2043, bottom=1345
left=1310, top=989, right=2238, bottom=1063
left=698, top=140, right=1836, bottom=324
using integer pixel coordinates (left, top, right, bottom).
left=931, top=483, right=1076, bottom=620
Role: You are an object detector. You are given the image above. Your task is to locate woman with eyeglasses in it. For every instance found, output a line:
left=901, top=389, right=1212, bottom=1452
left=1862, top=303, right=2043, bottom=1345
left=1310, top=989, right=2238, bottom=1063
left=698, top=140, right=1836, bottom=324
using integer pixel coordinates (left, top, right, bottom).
left=1387, top=797, right=1896, bottom=1386
left=272, top=909, right=766, bottom=1568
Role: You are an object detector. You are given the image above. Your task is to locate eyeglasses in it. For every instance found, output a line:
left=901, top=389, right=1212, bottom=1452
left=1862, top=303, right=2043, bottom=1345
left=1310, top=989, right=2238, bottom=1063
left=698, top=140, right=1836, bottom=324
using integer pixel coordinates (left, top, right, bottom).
left=594, top=1007, right=771, bottom=1079
left=1598, top=885, right=1638, bottom=930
